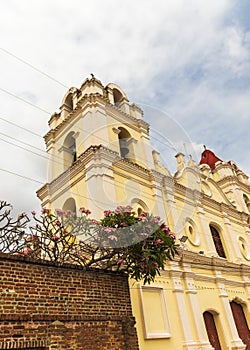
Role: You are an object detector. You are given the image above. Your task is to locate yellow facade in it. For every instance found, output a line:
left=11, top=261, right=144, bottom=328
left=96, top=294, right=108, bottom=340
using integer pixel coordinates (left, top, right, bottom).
left=37, top=76, right=250, bottom=350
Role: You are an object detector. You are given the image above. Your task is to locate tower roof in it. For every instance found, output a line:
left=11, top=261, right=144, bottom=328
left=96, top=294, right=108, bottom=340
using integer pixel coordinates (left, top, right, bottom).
left=199, top=149, right=222, bottom=170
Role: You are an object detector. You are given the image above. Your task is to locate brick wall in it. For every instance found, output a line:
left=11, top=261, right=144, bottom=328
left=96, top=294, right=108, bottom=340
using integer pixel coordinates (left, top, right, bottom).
left=0, top=253, right=139, bottom=350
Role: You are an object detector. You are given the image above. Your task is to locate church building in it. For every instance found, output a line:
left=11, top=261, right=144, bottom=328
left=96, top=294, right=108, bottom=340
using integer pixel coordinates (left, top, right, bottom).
left=37, top=76, right=250, bottom=350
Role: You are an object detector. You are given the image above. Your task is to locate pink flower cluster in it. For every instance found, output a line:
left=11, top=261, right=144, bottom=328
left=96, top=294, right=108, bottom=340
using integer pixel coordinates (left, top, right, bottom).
left=161, top=223, right=170, bottom=234
left=23, top=248, right=33, bottom=255
left=55, top=209, right=66, bottom=217
left=168, top=232, right=176, bottom=239
left=155, top=239, right=163, bottom=244
left=104, top=206, right=133, bottom=217
left=114, top=205, right=133, bottom=216
left=79, top=207, right=91, bottom=215
left=139, top=216, right=148, bottom=223
left=138, top=212, right=149, bottom=222
left=55, top=209, right=76, bottom=217
left=150, top=216, right=161, bottom=224
left=108, top=235, right=118, bottom=241
left=103, top=227, right=116, bottom=233
left=104, top=209, right=112, bottom=217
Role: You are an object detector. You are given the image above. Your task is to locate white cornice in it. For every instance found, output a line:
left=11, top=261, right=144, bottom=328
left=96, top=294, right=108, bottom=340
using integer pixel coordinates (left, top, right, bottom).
left=39, top=145, right=121, bottom=197
left=36, top=183, right=49, bottom=201
left=217, top=175, right=250, bottom=193
left=114, top=157, right=151, bottom=180
left=44, top=93, right=109, bottom=144
left=179, top=249, right=250, bottom=273
left=106, top=104, right=149, bottom=131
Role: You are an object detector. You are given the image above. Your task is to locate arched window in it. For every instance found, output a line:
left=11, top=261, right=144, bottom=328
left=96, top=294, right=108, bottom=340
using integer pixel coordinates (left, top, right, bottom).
left=113, top=88, right=123, bottom=106
left=118, top=127, right=133, bottom=159
left=203, top=311, right=222, bottom=350
left=230, top=301, right=250, bottom=348
left=210, top=225, right=226, bottom=258
left=137, top=207, right=143, bottom=216
left=131, top=198, right=149, bottom=216
left=64, top=93, right=73, bottom=110
left=62, top=198, right=76, bottom=216
left=243, top=194, right=250, bottom=213
left=63, top=132, right=76, bottom=170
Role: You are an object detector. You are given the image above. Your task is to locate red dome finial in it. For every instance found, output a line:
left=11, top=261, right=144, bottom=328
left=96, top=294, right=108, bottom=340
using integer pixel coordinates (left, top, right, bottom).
left=199, top=148, right=222, bottom=170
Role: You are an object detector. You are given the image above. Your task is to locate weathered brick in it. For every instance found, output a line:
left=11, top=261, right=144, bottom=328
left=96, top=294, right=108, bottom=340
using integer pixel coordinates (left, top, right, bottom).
left=0, top=254, right=139, bottom=350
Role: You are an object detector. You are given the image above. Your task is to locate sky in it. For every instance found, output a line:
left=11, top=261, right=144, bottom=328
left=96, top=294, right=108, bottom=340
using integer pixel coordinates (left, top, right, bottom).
left=0, top=0, right=250, bottom=216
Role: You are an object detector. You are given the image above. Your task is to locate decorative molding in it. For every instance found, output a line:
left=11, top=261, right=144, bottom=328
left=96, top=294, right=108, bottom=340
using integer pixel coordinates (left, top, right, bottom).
left=58, top=145, right=74, bottom=154
left=217, top=175, right=250, bottom=192
left=106, top=103, right=149, bottom=132
left=238, top=236, right=250, bottom=261
left=184, top=218, right=200, bottom=247
left=38, top=145, right=120, bottom=199
left=44, top=93, right=109, bottom=143
left=112, top=127, right=121, bottom=134
left=140, top=285, right=172, bottom=339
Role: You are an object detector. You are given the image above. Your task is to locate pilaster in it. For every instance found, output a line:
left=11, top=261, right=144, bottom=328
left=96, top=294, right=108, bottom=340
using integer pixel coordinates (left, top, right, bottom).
left=170, top=263, right=199, bottom=350
left=196, top=205, right=216, bottom=253
left=150, top=171, right=167, bottom=218
left=85, top=147, right=119, bottom=218
left=81, top=105, right=109, bottom=151
left=221, top=207, right=243, bottom=262
left=216, top=276, right=245, bottom=350
left=163, top=177, right=181, bottom=234
left=183, top=265, right=214, bottom=349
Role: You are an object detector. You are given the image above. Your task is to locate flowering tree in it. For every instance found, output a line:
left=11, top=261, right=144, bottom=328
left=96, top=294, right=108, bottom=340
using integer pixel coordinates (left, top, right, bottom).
left=0, top=201, right=178, bottom=284
left=0, top=201, right=30, bottom=254
left=98, top=206, right=177, bottom=283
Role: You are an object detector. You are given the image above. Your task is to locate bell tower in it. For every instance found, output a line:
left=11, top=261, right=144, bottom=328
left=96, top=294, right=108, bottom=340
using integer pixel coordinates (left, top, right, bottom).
left=37, top=76, right=158, bottom=218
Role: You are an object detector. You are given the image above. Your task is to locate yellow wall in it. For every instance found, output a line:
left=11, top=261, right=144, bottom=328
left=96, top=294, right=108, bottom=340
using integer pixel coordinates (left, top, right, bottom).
left=39, top=78, right=250, bottom=350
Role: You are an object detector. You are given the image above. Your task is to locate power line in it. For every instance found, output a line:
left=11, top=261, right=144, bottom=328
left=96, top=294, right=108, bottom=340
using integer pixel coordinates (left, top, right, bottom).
left=0, top=110, right=235, bottom=219
left=0, top=133, right=168, bottom=204
left=0, top=131, right=74, bottom=168
left=0, top=57, right=177, bottom=169
left=0, top=127, right=167, bottom=205
left=0, top=168, right=43, bottom=184
left=0, top=48, right=69, bottom=89
left=0, top=116, right=42, bottom=138
left=0, top=135, right=75, bottom=173
left=0, top=137, right=48, bottom=162
left=0, top=109, right=168, bottom=177
left=0, top=166, right=247, bottom=271
left=0, top=87, right=50, bottom=115
left=0, top=47, right=179, bottom=158
left=0, top=49, right=176, bottom=162
left=0, top=109, right=244, bottom=229
left=0, top=107, right=175, bottom=174
left=0, top=65, right=247, bottom=269
left=0, top=161, right=248, bottom=264
left=0, top=131, right=45, bottom=153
